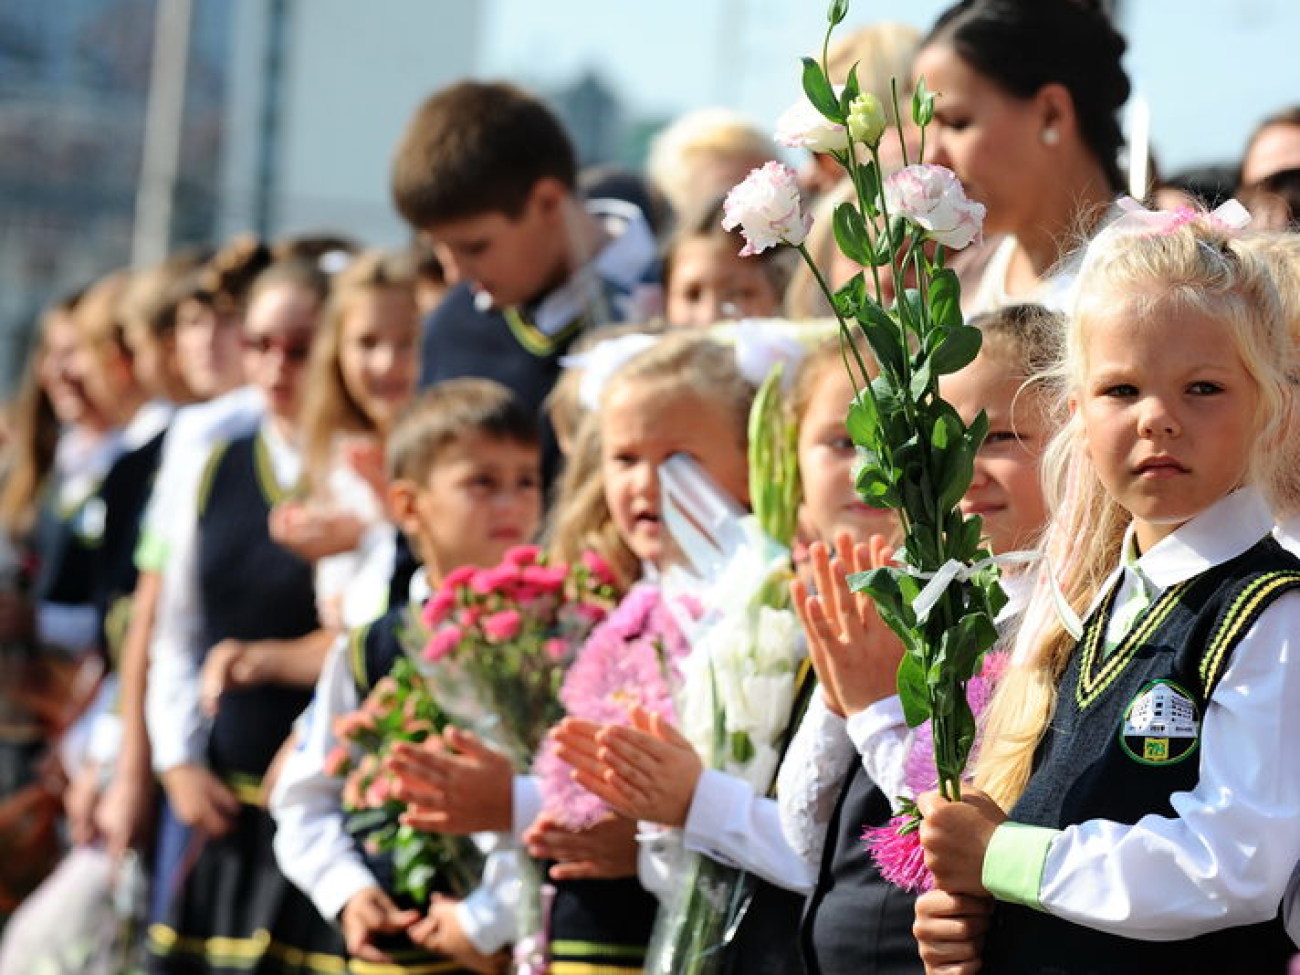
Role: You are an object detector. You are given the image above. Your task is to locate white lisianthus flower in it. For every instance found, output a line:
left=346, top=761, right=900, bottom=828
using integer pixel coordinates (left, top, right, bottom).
left=774, top=92, right=850, bottom=154
left=847, top=92, right=887, bottom=148
left=722, top=162, right=812, bottom=256
left=883, top=164, right=986, bottom=250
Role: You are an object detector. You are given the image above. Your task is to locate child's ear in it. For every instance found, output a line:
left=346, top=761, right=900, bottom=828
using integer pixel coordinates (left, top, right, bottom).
left=1066, top=393, right=1079, bottom=417
left=386, top=478, right=421, bottom=536
left=529, top=177, right=567, bottom=219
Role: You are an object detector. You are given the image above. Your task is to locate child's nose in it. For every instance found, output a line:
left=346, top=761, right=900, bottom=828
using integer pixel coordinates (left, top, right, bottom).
left=1138, top=396, right=1180, bottom=437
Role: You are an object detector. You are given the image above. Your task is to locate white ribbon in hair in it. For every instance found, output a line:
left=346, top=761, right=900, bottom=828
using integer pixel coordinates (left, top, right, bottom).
left=903, top=551, right=1083, bottom=640
left=559, top=333, right=658, bottom=412
left=727, top=319, right=809, bottom=389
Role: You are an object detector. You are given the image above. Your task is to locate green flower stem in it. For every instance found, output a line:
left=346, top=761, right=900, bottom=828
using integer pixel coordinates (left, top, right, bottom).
left=890, top=78, right=912, bottom=169
left=794, top=243, right=873, bottom=396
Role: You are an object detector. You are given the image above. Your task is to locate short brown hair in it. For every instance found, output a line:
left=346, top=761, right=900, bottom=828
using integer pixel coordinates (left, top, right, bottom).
left=391, top=81, right=577, bottom=228
left=386, top=378, right=539, bottom=486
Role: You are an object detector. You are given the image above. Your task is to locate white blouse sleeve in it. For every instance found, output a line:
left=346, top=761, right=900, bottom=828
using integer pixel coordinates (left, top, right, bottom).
left=775, top=692, right=855, bottom=870
left=845, top=694, right=913, bottom=806
left=683, top=769, right=815, bottom=893
left=1039, top=591, right=1300, bottom=938
left=269, top=637, right=378, bottom=922
left=145, top=514, right=208, bottom=773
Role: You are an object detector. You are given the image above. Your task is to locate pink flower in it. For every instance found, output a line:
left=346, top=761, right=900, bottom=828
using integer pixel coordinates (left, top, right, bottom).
left=457, top=606, right=483, bottom=630
left=522, top=565, right=569, bottom=594
left=323, top=746, right=351, bottom=777
left=423, top=587, right=458, bottom=628
left=536, top=583, right=691, bottom=829
left=580, top=550, right=617, bottom=587
left=364, top=774, right=393, bottom=809
left=505, top=545, right=542, bottom=567
left=332, top=710, right=377, bottom=741
left=472, top=563, right=522, bottom=596
left=863, top=818, right=933, bottom=892
left=775, top=92, right=849, bottom=154
left=424, top=624, right=463, bottom=662
left=482, top=609, right=523, bottom=643
left=722, top=162, right=812, bottom=256
left=544, top=638, right=570, bottom=662
left=882, top=164, right=985, bottom=250
left=443, top=565, right=477, bottom=589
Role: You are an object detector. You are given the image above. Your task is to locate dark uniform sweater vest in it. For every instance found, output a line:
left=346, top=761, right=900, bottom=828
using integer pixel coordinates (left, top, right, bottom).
left=419, top=283, right=591, bottom=490
left=985, top=536, right=1300, bottom=975
left=801, top=759, right=924, bottom=975
left=197, top=433, right=316, bottom=781
left=33, top=479, right=103, bottom=617
left=93, top=427, right=166, bottom=665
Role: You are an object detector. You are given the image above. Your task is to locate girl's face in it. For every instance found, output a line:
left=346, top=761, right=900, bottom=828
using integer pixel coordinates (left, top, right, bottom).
left=241, top=284, right=320, bottom=423
left=176, top=297, right=244, bottom=399
left=797, top=364, right=896, bottom=546
left=338, top=288, right=419, bottom=434
left=666, top=237, right=783, bottom=328
left=1075, top=294, right=1259, bottom=553
left=940, top=346, right=1050, bottom=554
left=913, top=43, right=1047, bottom=236
left=601, top=382, right=750, bottom=567
left=39, top=312, right=107, bottom=429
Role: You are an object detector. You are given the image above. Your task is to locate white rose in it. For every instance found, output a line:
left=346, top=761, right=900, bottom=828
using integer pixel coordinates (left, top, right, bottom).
left=722, top=162, right=812, bottom=256
left=774, top=93, right=849, bottom=154
left=882, top=164, right=986, bottom=250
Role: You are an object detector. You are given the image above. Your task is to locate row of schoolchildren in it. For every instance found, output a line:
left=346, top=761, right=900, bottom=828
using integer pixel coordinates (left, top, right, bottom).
left=2, top=8, right=1300, bottom=975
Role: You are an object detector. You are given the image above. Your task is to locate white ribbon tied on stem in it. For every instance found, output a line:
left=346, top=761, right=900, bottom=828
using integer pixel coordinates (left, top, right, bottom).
left=901, top=551, right=1083, bottom=640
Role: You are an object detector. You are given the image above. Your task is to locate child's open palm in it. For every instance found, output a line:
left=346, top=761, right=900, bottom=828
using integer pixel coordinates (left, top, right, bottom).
left=791, top=530, right=903, bottom=716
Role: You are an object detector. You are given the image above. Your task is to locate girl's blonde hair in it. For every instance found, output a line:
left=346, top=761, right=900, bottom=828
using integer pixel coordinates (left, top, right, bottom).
left=544, top=332, right=757, bottom=592
left=976, top=220, right=1298, bottom=809
left=298, top=250, right=417, bottom=487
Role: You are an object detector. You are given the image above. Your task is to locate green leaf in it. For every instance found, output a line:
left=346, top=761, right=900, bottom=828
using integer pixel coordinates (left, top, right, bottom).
left=852, top=159, right=881, bottom=217
left=855, top=465, right=899, bottom=508
left=929, top=268, right=964, bottom=331
left=833, top=202, right=875, bottom=267
left=833, top=272, right=867, bottom=320
left=897, top=652, right=931, bottom=727
left=730, top=730, right=756, bottom=765
left=801, top=57, right=842, bottom=122
left=840, top=64, right=861, bottom=113
left=912, top=76, right=935, bottom=127
left=930, top=325, right=982, bottom=376
left=859, top=302, right=906, bottom=378
left=846, top=395, right=879, bottom=449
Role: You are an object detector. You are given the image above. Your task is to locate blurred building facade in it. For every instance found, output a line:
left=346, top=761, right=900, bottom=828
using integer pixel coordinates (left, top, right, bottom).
left=0, top=0, right=482, bottom=392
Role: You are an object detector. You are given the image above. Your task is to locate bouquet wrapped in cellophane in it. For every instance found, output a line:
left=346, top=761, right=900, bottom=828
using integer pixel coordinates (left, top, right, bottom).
left=720, top=0, right=1007, bottom=883
left=643, top=367, right=806, bottom=975
left=407, top=544, right=617, bottom=972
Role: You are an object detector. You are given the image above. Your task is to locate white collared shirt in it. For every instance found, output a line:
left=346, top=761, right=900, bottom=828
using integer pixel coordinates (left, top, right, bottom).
left=1032, top=486, right=1300, bottom=938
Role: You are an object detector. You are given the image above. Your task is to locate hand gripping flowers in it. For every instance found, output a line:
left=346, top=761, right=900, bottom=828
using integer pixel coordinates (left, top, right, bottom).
left=724, top=0, right=1001, bottom=809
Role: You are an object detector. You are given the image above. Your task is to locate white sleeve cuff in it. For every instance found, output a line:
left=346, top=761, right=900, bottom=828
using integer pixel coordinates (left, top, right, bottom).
left=845, top=694, right=913, bottom=804
left=312, top=860, right=383, bottom=923
left=636, top=824, right=684, bottom=900
left=683, top=769, right=750, bottom=868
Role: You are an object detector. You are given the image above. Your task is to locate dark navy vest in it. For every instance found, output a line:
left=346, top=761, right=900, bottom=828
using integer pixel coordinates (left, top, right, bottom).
left=801, top=758, right=924, bottom=975
left=197, top=433, right=316, bottom=780
left=985, top=536, right=1300, bottom=975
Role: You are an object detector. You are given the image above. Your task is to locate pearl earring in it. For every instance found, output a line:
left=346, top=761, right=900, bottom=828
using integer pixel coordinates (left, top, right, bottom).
left=1041, top=127, right=1060, bottom=146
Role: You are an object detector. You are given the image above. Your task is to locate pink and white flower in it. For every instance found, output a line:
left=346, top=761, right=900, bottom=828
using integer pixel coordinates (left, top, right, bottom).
left=882, top=164, right=986, bottom=250
left=722, top=162, right=812, bottom=256
left=774, top=92, right=849, bottom=154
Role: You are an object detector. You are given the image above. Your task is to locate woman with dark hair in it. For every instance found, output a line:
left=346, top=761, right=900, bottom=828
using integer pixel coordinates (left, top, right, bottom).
left=913, top=0, right=1131, bottom=313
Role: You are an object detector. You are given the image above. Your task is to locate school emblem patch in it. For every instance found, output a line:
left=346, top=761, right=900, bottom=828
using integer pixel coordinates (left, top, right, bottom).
left=1119, top=680, right=1200, bottom=766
